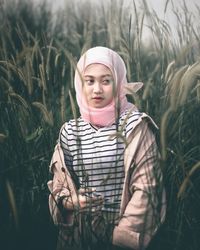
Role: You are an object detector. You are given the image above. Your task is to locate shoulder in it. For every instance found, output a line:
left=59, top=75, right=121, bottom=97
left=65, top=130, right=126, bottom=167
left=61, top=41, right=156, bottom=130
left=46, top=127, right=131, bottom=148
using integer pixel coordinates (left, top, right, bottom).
left=121, top=110, right=142, bottom=124
left=120, top=110, right=158, bottom=137
left=59, top=117, right=91, bottom=137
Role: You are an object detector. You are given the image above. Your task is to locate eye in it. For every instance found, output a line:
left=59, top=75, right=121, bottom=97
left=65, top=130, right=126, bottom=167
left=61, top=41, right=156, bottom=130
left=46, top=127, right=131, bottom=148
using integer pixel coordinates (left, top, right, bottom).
left=102, top=78, right=113, bottom=85
left=84, top=79, right=94, bottom=85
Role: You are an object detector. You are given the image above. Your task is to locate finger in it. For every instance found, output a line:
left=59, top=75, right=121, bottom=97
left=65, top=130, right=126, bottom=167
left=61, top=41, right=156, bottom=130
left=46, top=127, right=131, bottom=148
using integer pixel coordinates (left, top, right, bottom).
left=78, top=194, right=100, bottom=208
left=79, top=205, right=102, bottom=214
left=82, top=196, right=104, bottom=208
left=78, top=197, right=103, bottom=209
left=90, top=195, right=104, bottom=203
left=78, top=193, right=104, bottom=210
left=78, top=187, right=96, bottom=195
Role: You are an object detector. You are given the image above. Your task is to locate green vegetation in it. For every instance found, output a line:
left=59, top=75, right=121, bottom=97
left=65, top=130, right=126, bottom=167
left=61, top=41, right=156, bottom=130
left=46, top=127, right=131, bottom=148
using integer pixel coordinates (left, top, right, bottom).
left=0, top=0, right=200, bottom=249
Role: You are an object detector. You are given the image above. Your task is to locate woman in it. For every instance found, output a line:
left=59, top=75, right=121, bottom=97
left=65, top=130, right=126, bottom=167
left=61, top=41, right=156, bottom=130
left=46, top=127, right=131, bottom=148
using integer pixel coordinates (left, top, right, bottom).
left=47, top=47, right=166, bottom=250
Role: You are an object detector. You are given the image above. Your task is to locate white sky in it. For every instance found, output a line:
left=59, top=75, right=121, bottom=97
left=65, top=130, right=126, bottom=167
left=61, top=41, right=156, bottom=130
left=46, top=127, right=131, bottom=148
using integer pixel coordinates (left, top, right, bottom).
left=33, top=0, right=200, bottom=42
left=45, top=0, right=200, bottom=14
left=35, top=0, right=200, bottom=15
left=143, top=0, right=199, bottom=26
left=46, top=0, right=200, bottom=25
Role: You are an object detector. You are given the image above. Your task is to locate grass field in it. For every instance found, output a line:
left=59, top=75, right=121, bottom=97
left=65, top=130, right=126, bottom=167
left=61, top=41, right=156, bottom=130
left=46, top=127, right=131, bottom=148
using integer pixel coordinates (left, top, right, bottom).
left=0, top=0, right=200, bottom=249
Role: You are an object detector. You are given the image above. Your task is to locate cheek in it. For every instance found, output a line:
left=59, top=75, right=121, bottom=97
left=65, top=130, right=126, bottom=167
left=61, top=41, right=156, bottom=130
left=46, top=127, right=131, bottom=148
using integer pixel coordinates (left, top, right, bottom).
left=108, top=86, right=115, bottom=99
left=83, top=86, right=90, bottom=100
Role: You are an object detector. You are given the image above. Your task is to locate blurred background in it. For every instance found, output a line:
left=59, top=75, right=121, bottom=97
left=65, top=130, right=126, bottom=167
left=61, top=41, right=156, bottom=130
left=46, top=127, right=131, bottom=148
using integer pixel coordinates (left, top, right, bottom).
left=0, top=0, right=200, bottom=249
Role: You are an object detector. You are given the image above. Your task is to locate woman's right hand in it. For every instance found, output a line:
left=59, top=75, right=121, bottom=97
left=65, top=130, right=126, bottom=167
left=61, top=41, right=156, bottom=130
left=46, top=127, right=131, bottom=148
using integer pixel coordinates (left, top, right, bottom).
left=62, top=188, right=104, bottom=214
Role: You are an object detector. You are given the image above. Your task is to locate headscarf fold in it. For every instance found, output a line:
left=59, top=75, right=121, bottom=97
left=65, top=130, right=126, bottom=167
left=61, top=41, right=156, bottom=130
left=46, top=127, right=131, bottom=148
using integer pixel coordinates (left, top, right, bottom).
left=74, top=46, right=143, bottom=127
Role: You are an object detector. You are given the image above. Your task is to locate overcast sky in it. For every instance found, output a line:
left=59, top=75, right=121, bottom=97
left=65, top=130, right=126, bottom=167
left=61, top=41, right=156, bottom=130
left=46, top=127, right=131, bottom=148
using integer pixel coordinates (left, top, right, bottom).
left=33, top=0, right=200, bottom=41
left=44, top=0, right=200, bottom=15
left=44, top=0, right=200, bottom=26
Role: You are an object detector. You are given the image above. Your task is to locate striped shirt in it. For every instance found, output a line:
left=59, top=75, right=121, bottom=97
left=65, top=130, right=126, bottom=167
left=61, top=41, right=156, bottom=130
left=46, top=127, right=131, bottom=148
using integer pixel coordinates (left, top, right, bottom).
left=60, top=110, right=142, bottom=213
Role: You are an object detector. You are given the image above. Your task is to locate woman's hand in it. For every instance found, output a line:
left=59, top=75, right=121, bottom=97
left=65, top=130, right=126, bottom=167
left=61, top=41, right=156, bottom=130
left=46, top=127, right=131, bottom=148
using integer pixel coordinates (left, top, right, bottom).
left=62, top=188, right=104, bottom=214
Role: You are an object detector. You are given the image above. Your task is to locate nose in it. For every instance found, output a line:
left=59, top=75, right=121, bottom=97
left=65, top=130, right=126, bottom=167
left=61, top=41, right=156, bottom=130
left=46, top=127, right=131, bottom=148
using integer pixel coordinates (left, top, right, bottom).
left=93, top=81, right=103, bottom=93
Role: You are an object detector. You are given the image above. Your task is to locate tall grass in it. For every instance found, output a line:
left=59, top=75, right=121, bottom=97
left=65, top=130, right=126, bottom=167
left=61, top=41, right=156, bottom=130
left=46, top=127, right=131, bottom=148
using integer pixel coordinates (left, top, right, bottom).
left=0, top=0, right=200, bottom=249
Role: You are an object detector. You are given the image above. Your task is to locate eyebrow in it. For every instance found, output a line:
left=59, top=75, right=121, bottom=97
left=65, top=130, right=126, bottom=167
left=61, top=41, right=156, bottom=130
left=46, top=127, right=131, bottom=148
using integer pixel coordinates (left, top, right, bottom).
left=84, top=74, right=112, bottom=78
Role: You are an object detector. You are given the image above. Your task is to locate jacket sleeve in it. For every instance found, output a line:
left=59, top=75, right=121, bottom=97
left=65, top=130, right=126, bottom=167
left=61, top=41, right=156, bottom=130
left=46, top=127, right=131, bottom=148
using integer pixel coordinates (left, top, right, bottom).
left=113, top=120, right=166, bottom=250
left=47, top=143, right=78, bottom=226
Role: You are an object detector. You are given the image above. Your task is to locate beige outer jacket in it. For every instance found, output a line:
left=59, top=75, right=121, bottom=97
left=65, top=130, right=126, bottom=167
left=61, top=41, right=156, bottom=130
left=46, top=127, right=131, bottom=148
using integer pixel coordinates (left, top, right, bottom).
left=47, top=114, right=166, bottom=250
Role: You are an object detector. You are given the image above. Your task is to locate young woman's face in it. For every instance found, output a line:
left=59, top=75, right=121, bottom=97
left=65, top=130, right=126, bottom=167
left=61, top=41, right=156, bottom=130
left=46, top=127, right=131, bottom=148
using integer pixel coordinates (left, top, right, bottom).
left=83, top=63, right=114, bottom=108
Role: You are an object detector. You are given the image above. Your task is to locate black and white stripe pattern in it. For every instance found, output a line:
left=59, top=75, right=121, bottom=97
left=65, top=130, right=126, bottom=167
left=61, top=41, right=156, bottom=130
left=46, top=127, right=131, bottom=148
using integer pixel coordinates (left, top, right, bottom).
left=60, top=110, right=142, bottom=213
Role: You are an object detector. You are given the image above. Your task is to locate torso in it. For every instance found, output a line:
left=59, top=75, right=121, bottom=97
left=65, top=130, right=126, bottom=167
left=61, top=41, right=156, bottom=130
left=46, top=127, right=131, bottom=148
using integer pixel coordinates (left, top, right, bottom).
left=60, top=110, right=142, bottom=213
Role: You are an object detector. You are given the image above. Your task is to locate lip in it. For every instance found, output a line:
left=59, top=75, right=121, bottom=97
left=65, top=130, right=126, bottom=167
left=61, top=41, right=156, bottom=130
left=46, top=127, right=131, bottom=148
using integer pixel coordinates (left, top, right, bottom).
left=92, top=97, right=104, bottom=103
left=92, top=97, right=103, bottom=100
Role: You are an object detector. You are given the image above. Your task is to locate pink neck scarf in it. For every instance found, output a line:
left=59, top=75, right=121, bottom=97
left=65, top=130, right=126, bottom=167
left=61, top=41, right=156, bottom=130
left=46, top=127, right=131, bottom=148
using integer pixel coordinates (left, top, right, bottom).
left=74, top=47, right=143, bottom=127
